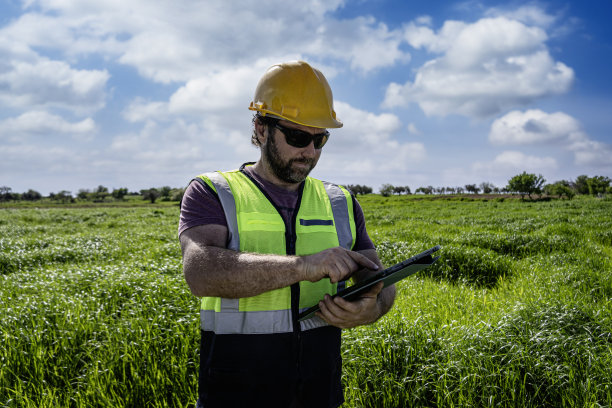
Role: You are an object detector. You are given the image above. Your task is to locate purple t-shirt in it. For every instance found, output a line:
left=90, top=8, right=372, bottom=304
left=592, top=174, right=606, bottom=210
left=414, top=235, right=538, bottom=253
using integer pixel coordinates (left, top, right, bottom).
left=178, top=166, right=375, bottom=251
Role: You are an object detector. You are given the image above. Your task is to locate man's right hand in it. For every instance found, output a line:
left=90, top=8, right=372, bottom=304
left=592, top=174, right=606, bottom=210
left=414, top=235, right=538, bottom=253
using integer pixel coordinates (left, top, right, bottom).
left=298, top=247, right=379, bottom=283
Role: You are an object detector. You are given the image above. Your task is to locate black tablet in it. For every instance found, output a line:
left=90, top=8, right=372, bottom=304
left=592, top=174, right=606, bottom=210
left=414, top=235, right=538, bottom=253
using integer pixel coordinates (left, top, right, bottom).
left=298, top=245, right=441, bottom=321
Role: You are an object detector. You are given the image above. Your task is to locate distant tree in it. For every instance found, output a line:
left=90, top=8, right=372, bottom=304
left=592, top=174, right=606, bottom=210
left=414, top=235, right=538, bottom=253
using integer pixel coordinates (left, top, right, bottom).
left=0, top=186, right=14, bottom=201
left=159, top=186, right=172, bottom=201
left=77, top=189, right=91, bottom=200
left=507, top=172, right=546, bottom=200
left=380, top=184, right=394, bottom=197
left=141, top=188, right=160, bottom=203
left=456, top=186, right=465, bottom=194
left=94, top=185, right=109, bottom=202
left=347, top=184, right=374, bottom=195
left=587, top=176, right=611, bottom=196
left=479, top=182, right=495, bottom=194
left=170, top=188, right=185, bottom=202
left=393, top=186, right=406, bottom=195
left=415, top=186, right=433, bottom=195
left=112, top=188, right=128, bottom=201
left=346, top=184, right=373, bottom=195
left=446, top=187, right=456, bottom=195
left=22, top=189, right=42, bottom=201
left=574, top=175, right=590, bottom=195
left=464, top=184, right=480, bottom=194
left=545, top=181, right=575, bottom=200
left=54, top=190, right=73, bottom=203
left=403, top=186, right=412, bottom=195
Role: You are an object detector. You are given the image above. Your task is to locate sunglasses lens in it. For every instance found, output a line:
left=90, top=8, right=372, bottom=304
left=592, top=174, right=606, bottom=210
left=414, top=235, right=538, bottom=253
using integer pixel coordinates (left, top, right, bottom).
left=276, top=124, right=329, bottom=149
left=313, top=133, right=329, bottom=149
left=285, top=130, right=310, bottom=148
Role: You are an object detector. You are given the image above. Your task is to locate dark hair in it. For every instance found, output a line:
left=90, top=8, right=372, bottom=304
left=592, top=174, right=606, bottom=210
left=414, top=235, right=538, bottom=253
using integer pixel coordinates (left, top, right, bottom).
left=251, top=114, right=279, bottom=147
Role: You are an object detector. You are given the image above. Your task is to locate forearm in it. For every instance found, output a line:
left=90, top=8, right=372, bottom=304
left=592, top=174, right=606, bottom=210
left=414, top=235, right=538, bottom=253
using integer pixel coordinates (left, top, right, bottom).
left=183, top=243, right=304, bottom=298
left=180, top=224, right=379, bottom=299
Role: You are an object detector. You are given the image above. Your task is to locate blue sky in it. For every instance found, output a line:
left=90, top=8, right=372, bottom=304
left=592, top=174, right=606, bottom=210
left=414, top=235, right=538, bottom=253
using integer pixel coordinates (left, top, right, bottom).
left=1, top=0, right=611, bottom=195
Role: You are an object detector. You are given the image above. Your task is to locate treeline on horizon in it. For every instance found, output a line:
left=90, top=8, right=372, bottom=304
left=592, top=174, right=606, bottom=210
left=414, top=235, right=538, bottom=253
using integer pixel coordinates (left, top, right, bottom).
left=351, top=172, right=611, bottom=200
left=0, top=185, right=184, bottom=204
left=1, top=173, right=611, bottom=204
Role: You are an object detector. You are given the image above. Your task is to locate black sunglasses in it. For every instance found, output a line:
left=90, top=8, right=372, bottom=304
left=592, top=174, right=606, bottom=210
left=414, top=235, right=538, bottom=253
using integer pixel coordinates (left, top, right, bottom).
left=274, top=123, right=330, bottom=149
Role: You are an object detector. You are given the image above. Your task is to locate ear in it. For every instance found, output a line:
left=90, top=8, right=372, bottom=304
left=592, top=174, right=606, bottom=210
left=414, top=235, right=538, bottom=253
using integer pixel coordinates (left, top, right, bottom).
left=255, top=118, right=268, bottom=145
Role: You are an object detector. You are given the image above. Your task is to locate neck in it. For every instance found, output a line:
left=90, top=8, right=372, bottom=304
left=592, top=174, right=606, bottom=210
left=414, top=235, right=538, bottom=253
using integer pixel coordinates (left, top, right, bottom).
left=251, top=160, right=301, bottom=192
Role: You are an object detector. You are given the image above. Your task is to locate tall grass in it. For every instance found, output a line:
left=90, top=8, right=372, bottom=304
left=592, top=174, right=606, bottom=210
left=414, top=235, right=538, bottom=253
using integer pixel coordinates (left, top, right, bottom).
left=1, top=198, right=611, bottom=407
left=1, top=208, right=198, bottom=407
left=344, top=195, right=612, bottom=407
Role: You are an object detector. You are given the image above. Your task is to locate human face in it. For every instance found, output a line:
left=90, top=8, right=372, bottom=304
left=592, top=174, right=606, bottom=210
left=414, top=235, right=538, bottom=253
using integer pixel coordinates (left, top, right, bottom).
left=262, top=121, right=323, bottom=184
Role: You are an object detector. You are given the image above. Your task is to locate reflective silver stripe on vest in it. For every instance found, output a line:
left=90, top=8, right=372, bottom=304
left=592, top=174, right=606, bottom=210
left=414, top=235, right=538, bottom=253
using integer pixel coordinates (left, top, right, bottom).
left=205, top=172, right=240, bottom=252
left=323, top=182, right=353, bottom=250
left=300, top=313, right=328, bottom=331
left=204, top=172, right=241, bottom=313
left=201, top=309, right=293, bottom=334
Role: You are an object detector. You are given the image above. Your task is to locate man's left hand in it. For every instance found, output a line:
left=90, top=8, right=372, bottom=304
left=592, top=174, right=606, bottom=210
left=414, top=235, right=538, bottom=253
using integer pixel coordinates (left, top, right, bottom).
left=315, top=282, right=384, bottom=329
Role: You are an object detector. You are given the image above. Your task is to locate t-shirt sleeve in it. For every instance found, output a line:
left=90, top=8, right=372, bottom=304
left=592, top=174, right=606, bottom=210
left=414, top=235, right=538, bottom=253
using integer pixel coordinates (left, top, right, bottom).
left=178, top=179, right=227, bottom=237
left=351, top=195, right=376, bottom=251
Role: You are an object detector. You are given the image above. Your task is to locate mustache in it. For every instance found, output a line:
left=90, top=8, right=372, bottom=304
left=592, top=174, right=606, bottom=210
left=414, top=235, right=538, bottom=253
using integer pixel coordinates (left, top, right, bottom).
left=289, top=158, right=315, bottom=166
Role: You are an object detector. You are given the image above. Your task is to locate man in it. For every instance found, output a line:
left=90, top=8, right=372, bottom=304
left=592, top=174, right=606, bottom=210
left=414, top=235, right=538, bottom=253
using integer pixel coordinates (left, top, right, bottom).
left=179, top=61, right=395, bottom=407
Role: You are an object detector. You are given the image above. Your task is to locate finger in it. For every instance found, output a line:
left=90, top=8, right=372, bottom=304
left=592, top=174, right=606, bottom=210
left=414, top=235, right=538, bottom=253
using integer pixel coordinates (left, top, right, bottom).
left=346, top=251, right=379, bottom=270
left=316, top=299, right=341, bottom=326
left=328, top=253, right=358, bottom=283
left=331, top=295, right=361, bottom=313
left=320, top=295, right=353, bottom=321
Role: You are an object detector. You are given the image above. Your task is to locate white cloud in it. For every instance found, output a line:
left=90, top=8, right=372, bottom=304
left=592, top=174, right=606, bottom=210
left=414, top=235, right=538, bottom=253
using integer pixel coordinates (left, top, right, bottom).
left=490, top=109, right=612, bottom=168
left=472, top=150, right=558, bottom=175
left=385, top=16, right=574, bottom=118
left=168, top=61, right=277, bottom=115
left=572, top=140, right=612, bottom=167
left=312, top=17, right=409, bottom=72
left=0, top=111, right=96, bottom=140
left=0, top=143, right=84, bottom=175
left=0, top=58, right=109, bottom=113
left=407, top=123, right=421, bottom=135
left=5, top=0, right=407, bottom=85
left=490, top=109, right=585, bottom=145
left=123, top=99, right=169, bottom=123
left=485, top=4, right=558, bottom=28
left=315, top=101, right=426, bottom=182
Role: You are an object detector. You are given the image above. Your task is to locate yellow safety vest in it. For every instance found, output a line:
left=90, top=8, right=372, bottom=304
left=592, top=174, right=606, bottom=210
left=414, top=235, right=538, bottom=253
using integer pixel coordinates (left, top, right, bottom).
left=194, top=167, right=356, bottom=334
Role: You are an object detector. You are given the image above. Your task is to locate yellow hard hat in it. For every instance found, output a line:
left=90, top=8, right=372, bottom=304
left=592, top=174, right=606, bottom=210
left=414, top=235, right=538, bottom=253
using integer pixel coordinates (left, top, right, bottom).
left=249, top=61, right=343, bottom=129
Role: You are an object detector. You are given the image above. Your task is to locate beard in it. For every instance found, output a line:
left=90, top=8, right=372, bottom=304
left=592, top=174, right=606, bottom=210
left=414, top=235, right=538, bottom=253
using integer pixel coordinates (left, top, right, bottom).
left=264, top=132, right=317, bottom=184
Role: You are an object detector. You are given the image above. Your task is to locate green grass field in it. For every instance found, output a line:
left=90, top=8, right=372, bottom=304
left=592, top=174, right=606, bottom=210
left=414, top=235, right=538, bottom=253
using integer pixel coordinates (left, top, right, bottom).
left=1, top=196, right=611, bottom=407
